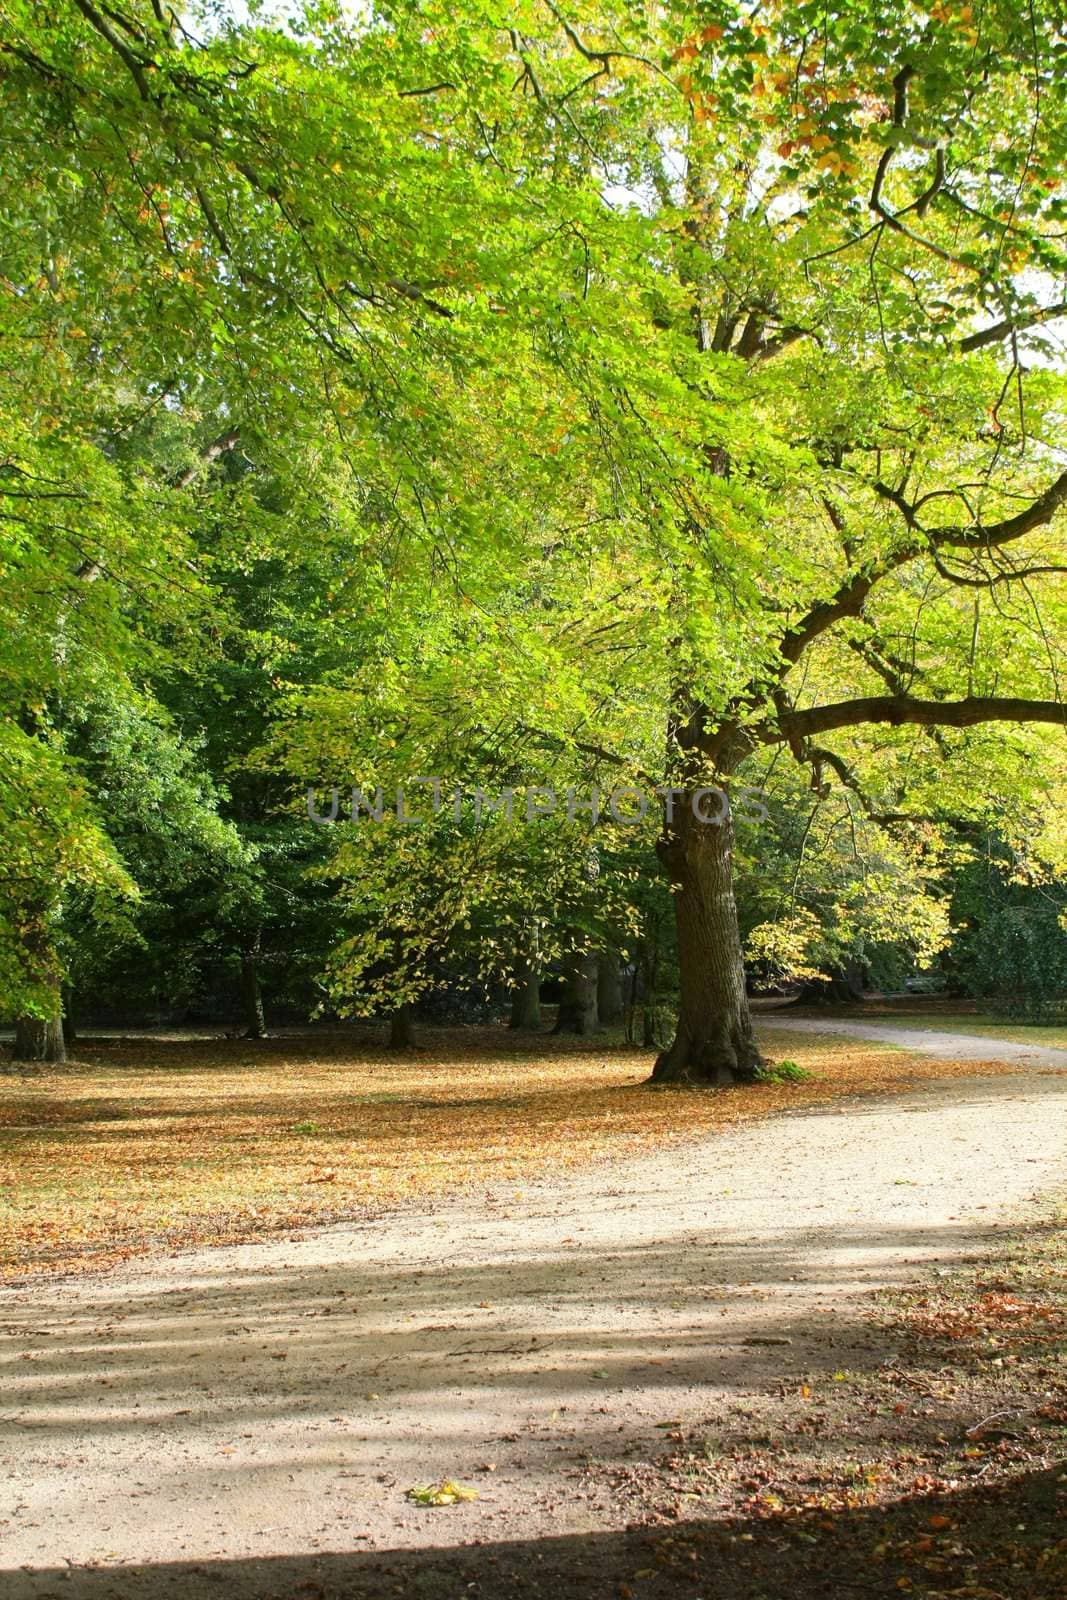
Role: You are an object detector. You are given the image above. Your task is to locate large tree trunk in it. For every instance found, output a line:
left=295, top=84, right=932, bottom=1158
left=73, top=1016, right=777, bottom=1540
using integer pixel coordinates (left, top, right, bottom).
left=508, top=934, right=543, bottom=1030
left=596, top=952, right=624, bottom=1026
left=652, top=794, right=762, bottom=1084
left=12, top=923, right=66, bottom=1066
left=553, top=951, right=599, bottom=1035
left=649, top=149, right=764, bottom=1087
left=240, top=943, right=268, bottom=1038
left=13, top=1007, right=66, bottom=1065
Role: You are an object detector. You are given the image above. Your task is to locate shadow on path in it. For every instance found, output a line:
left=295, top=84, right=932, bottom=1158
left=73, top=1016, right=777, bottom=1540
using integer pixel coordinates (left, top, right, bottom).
left=3, top=1464, right=1064, bottom=1599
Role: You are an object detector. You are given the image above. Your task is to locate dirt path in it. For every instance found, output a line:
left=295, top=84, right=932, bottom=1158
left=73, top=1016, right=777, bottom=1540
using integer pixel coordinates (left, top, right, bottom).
left=2, top=1055, right=1066, bottom=1596
left=761, top=1014, right=1067, bottom=1067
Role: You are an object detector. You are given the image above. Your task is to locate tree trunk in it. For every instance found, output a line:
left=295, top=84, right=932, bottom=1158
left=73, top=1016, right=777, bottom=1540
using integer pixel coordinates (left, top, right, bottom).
left=639, top=922, right=662, bottom=1047
left=240, top=945, right=268, bottom=1038
left=61, top=984, right=77, bottom=1050
left=553, top=951, right=599, bottom=1035
left=12, top=924, right=66, bottom=1065
left=596, top=952, right=624, bottom=1026
left=642, top=1002, right=658, bottom=1048
left=389, top=1003, right=416, bottom=1049
left=624, top=960, right=638, bottom=1044
left=508, top=939, right=542, bottom=1031
left=13, top=1008, right=66, bottom=1065
left=652, top=795, right=762, bottom=1083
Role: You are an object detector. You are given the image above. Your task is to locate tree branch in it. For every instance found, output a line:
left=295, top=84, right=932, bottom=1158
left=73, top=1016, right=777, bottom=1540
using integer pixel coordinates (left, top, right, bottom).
left=778, top=572, right=875, bottom=666
left=874, top=468, right=1067, bottom=553
left=807, top=744, right=937, bottom=826
left=70, top=0, right=155, bottom=100
left=960, top=301, right=1067, bottom=353
left=172, top=427, right=240, bottom=489
left=779, top=464, right=1067, bottom=674
left=398, top=81, right=456, bottom=97
left=775, top=695, right=1066, bottom=744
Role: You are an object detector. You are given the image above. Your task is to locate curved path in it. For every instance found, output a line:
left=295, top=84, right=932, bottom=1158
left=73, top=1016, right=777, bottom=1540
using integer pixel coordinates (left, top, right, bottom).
left=1, top=1041, right=1065, bottom=1595
left=760, top=1013, right=1067, bottom=1068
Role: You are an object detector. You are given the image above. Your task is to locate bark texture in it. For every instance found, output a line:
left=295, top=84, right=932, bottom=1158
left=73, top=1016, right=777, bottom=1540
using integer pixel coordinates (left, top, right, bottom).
left=508, top=948, right=542, bottom=1031
left=13, top=1010, right=66, bottom=1065
left=652, top=796, right=762, bottom=1083
left=507, top=927, right=542, bottom=1030
left=389, top=1003, right=416, bottom=1050
left=12, top=924, right=66, bottom=1065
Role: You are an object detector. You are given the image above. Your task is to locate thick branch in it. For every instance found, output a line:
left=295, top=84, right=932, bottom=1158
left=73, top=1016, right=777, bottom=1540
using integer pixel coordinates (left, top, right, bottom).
left=875, top=468, right=1067, bottom=553
left=775, top=695, right=1066, bottom=744
left=70, top=0, right=155, bottom=99
left=780, top=465, right=1067, bottom=673
left=750, top=325, right=815, bottom=365
left=960, top=301, right=1067, bottom=353
left=172, top=427, right=240, bottom=489
left=778, top=572, right=874, bottom=666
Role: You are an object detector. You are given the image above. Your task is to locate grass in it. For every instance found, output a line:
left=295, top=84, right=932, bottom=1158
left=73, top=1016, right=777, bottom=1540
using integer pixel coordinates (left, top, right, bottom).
left=0, top=1021, right=1032, bottom=1282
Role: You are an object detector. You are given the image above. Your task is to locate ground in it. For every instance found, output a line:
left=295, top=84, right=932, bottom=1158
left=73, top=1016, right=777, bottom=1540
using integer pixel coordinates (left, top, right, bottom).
left=3, top=1014, right=1062, bottom=1283
left=1, top=1016, right=1065, bottom=1597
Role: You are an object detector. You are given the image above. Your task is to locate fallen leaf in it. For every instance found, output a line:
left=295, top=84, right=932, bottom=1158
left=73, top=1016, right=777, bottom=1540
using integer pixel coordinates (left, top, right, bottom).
left=406, top=1480, right=480, bottom=1507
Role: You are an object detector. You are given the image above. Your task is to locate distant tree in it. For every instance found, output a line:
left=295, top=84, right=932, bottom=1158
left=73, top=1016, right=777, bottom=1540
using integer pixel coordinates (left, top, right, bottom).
left=949, top=838, right=1067, bottom=1022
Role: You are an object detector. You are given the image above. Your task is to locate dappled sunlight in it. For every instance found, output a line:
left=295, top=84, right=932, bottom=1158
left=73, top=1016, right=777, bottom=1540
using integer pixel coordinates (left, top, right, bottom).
left=3, top=1059, right=1063, bottom=1583
left=0, top=1024, right=1029, bottom=1281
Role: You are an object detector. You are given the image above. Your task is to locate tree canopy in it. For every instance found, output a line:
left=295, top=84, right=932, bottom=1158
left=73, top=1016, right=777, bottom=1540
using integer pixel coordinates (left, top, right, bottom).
left=1, top=0, right=1064, bottom=1061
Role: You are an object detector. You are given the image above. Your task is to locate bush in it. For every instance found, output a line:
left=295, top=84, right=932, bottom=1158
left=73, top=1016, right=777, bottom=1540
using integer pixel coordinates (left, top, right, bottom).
left=756, top=1058, right=813, bottom=1083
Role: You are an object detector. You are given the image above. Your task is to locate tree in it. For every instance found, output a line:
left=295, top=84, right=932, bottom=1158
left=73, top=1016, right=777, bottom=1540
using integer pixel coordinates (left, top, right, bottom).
left=483, top=2, right=1067, bottom=1081
left=0, top=385, right=212, bottom=1057
left=274, top=0, right=1067, bottom=1079
left=948, top=834, right=1067, bottom=1021
left=737, top=758, right=955, bottom=998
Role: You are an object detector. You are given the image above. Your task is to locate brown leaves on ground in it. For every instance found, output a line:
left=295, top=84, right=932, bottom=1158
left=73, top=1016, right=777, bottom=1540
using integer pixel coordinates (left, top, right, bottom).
left=901, top=1287, right=1063, bottom=1344
left=0, top=1021, right=1023, bottom=1282
left=577, top=1207, right=1067, bottom=1600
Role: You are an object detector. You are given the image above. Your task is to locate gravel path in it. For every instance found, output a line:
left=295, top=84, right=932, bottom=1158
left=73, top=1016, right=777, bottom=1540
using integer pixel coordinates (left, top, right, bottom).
left=761, top=1015, right=1067, bottom=1067
left=2, top=1045, right=1066, bottom=1595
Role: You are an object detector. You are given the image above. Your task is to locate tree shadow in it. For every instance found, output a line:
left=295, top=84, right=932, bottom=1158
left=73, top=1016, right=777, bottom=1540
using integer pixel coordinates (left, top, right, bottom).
left=0, top=1214, right=1036, bottom=1441
left=2, top=1464, right=1064, bottom=1598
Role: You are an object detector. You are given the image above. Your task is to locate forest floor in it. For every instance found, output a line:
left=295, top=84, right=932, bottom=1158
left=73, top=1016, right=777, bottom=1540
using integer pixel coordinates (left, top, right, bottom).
left=1, top=1022, right=1065, bottom=1597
